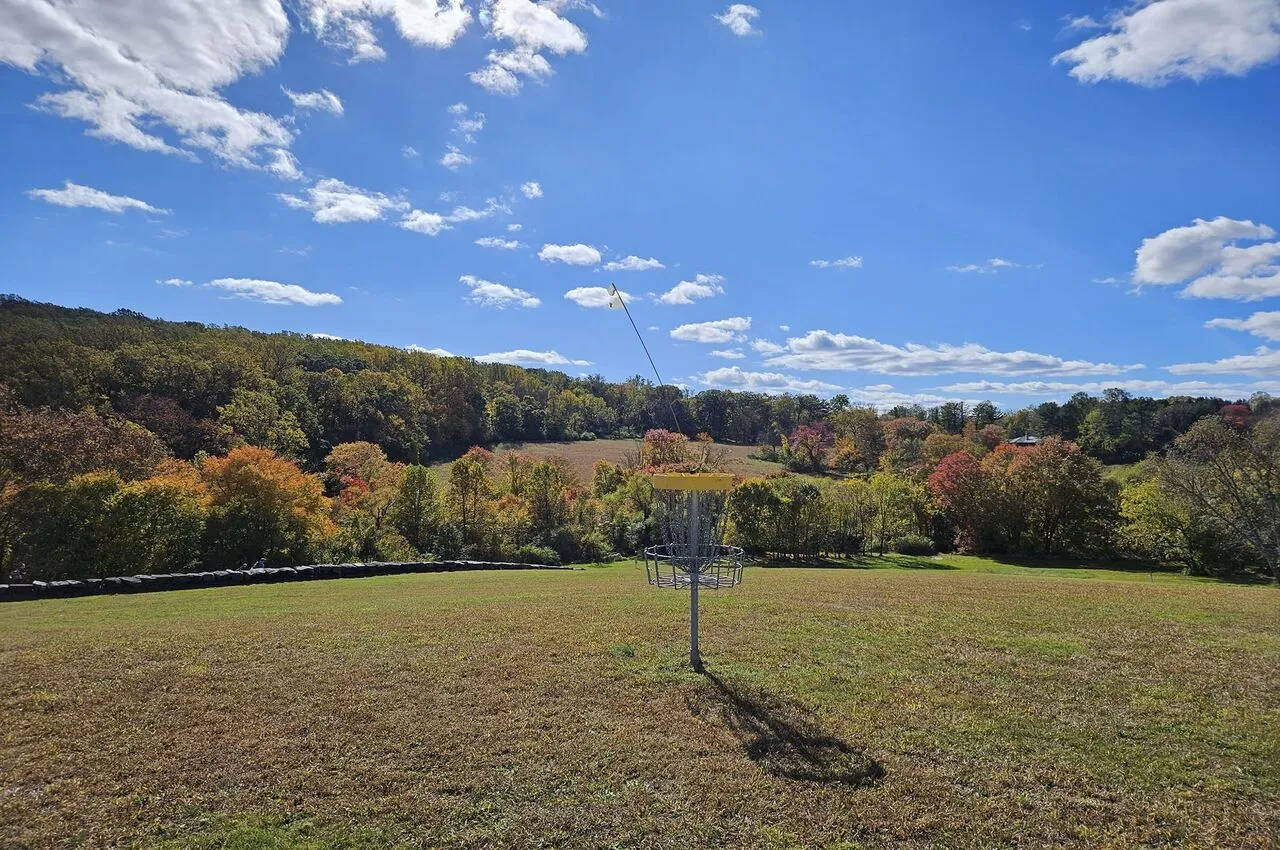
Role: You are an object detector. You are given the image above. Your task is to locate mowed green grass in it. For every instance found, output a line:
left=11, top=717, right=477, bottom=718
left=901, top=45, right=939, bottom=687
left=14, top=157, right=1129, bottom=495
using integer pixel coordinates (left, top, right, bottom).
left=2, top=561, right=1278, bottom=849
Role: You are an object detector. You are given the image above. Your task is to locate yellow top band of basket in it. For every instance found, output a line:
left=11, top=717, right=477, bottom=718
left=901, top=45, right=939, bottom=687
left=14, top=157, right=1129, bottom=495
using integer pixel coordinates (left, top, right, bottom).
left=650, top=473, right=736, bottom=492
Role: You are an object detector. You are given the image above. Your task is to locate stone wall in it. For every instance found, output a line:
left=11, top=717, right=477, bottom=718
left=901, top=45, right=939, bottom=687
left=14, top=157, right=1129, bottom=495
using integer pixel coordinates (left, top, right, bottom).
left=0, top=561, right=572, bottom=603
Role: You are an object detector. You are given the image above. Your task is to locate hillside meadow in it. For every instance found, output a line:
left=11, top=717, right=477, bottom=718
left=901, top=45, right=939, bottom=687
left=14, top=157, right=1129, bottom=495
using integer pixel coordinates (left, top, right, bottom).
left=3, top=558, right=1277, bottom=849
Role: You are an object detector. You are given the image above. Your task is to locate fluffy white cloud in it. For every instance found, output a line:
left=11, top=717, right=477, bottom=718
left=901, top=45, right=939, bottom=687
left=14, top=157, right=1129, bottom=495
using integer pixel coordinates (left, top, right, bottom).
left=470, top=0, right=588, bottom=94
left=670, top=317, right=752, bottom=344
left=658, top=274, right=726, bottom=305
left=564, top=286, right=631, bottom=308
left=264, top=148, right=303, bottom=180
left=696, top=367, right=841, bottom=394
left=27, top=180, right=168, bottom=214
left=751, top=338, right=784, bottom=354
left=709, top=349, right=746, bottom=359
left=402, top=145, right=419, bottom=158
left=539, top=243, right=600, bottom=265
left=946, top=258, right=1032, bottom=274
left=407, top=344, right=456, bottom=356
left=206, top=277, right=342, bottom=306
left=308, top=332, right=348, bottom=340
left=157, top=277, right=192, bottom=286
left=460, top=274, right=540, bottom=309
left=1206, top=311, right=1280, bottom=341
left=942, top=378, right=1280, bottom=399
left=279, top=178, right=408, bottom=224
left=763, top=330, right=1141, bottom=376
left=475, top=236, right=522, bottom=249
left=521, top=181, right=544, bottom=199
left=810, top=256, right=863, bottom=270
left=440, top=145, right=473, bottom=170
left=400, top=210, right=451, bottom=236
left=283, top=87, right=343, bottom=115
left=604, top=255, right=664, bottom=272
left=507, top=223, right=523, bottom=232
left=1167, top=346, right=1280, bottom=376
left=2, top=0, right=296, bottom=168
left=300, top=0, right=471, bottom=61
left=475, top=349, right=591, bottom=367
left=1054, top=0, right=1280, bottom=86
left=453, top=109, right=485, bottom=143
left=715, top=4, right=760, bottom=36
left=1132, top=216, right=1280, bottom=301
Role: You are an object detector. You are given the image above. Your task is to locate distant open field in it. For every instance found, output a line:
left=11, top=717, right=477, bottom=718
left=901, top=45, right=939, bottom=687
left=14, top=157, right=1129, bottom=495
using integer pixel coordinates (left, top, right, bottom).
left=4, top=556, right=1278, bottom=848
left=434, top=438, right=790, bottom=481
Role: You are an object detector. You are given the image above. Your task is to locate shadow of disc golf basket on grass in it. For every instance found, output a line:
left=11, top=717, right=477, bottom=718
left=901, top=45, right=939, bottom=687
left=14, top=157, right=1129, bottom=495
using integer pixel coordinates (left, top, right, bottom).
left=687, top=671, right=884, bottom=787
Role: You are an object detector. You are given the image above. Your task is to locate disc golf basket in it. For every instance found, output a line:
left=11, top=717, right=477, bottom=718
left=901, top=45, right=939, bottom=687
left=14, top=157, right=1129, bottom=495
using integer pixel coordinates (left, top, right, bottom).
left=644, top=473, right=744, bottom=672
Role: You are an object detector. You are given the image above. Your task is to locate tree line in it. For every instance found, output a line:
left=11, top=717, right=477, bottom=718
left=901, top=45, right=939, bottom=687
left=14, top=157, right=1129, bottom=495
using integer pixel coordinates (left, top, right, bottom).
left=1, top=296, right=1276, bottom=583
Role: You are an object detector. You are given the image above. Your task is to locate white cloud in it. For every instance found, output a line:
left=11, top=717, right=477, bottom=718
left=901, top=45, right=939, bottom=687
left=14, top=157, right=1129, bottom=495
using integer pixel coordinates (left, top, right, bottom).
left=1054, top=0, right=1280, bottom=86
left=264, top=148, right=303, bottom=181
left=27, top=180, right=168, bottom=214
left=440, top=145, right=473, bottom=170
left=751, top=338, right=784, bottom=354
left=1, top=0, right=294, bottom=169
left=715, top=4, right=761, bottom=36
left=157, top=277, right=192, bottom=287
left=400, top=210, right=451, bottom=236
left=521, top=181, right=544, bottom=199
left=1167, top=346, right=1280, bottom=376
left=604, top=255, right=664, bottom=272
left=300, top=0, right=471, bottom=61
left=763, top=330, right=1142, bottom=376
left=454, top=110, right=485, bottom=143
left=475, top=349, right=591, bottom=367
left=279, top=178, right=408, bottom=224
left=564, top=286, right=631, bottom=308
left=1132, top=216, right=1280, bottom=301
left=1205, top=311, right=1280, bottom=341
left=402, top=145, right=420, bottom=158
left=810, top=256, right=863, bottom=270
left=539, top=243, right=600, bottom=265
left=283, top=87, right=343, bottom=116
left=308, top=332, right=347, bottom=340
left=475, top=236, right=522, bottom=250
left=407, top=344, right=456, bottom=356
left=446, top=198, right=508, bottom=222
left=946, top=257, right=1033, bottom=274
left=1062, top=15, right=1105, bottom=31
left=942, top=378, right=1280, bottom=399
left=696, top=367, right=841, bottom=394
left=507, top=223, right=523, bottom=232
left=206, top=277, right=342, bottom=306
left=460, top=274, right=540, bottom=309
left=670, top=317, right=752, bottom=344
left=709, top=349, right=746, bottom=359
left=658, top=273, right=726, bottom=305
left=469, top=0, right=588, bottom=94
left=779, top=325, right=790, bottom=332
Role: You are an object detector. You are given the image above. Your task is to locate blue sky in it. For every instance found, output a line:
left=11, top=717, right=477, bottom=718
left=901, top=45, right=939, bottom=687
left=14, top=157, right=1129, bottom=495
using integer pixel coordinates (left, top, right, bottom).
left=3, top=0, right=1280, bottom=410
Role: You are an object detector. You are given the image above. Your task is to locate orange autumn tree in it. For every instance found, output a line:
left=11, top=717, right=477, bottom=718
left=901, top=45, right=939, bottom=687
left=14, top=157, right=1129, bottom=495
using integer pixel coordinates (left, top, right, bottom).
left=200, top=446, right=334, bottom=567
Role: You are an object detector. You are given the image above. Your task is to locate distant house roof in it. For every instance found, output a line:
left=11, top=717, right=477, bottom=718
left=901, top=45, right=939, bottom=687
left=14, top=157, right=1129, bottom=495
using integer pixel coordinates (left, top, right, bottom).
left=1009, top=435, right=1040, bottom=446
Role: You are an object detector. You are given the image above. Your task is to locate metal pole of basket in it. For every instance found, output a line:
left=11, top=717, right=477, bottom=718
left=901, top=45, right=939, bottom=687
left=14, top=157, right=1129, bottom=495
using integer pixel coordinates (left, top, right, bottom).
left=689, top=491, right=702, bottom=672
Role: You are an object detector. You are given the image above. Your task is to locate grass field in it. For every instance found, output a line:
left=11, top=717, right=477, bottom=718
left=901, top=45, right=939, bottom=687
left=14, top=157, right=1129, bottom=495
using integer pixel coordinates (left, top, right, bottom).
left=432, top=438, right=790, bottom=482
left=3, top=558, right=1278, bottom=849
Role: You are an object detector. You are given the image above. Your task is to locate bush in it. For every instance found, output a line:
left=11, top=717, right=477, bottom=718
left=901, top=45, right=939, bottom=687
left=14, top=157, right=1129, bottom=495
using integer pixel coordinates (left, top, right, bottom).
left=513, top=543, right=561, bottom=565
left=890, top=534, right=935, bottom=556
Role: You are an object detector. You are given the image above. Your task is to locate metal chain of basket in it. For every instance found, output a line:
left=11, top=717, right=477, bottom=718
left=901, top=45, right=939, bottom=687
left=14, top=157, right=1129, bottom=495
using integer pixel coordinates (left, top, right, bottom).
left=645, top=489, right=744, bottom=589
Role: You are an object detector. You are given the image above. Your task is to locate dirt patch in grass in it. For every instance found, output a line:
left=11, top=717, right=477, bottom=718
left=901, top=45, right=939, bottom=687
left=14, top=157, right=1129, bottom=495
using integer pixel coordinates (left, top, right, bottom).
left=433, top=438, right=790, bottom=482
left=2, top=565, right=1278, bottom=848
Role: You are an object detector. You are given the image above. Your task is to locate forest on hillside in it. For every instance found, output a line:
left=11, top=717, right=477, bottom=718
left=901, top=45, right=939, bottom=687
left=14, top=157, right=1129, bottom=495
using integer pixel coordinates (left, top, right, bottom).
left=1, top=295, right=1277, bottom=583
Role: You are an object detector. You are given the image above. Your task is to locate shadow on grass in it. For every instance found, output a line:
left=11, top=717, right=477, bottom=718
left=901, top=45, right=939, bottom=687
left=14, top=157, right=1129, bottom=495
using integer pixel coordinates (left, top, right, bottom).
left=687, top=671, right=884, bottom=787
left=754, top=555, right=957, bottom=571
